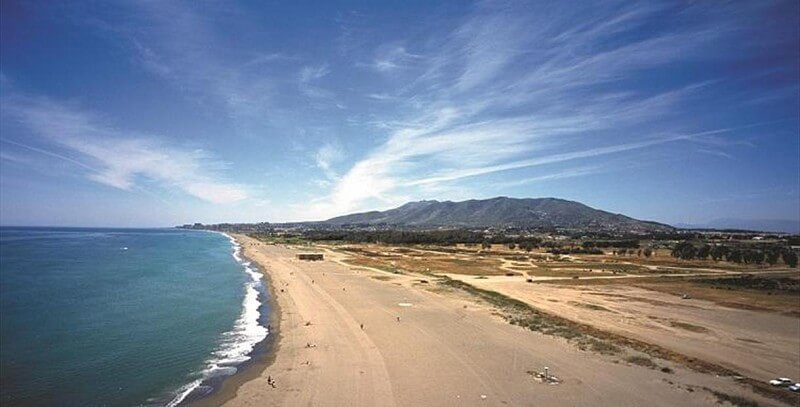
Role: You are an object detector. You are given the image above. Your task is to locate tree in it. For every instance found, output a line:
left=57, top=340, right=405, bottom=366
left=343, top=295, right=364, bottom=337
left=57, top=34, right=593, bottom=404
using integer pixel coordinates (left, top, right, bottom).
left=746, top=250, right=765, bottom=264
left=481, top=240, right=492, bottom=250
left=783, top=250, right=798, bottom=268
left=637, top=249, right=642, bottom=257
left=727, top=249, right=743, bottom=264
left=710, top=245, right=729, bottom=261
left=519, top=241, right=534, bottom=252
left=765, top=248, right=781, bottom=266
left=671, top=241, right=697, bottom=260
left=643, top=247, right=653, bottom=258
left=508, top=243, right=516, bottom=250
left=697, top=244, right=711, bottom=260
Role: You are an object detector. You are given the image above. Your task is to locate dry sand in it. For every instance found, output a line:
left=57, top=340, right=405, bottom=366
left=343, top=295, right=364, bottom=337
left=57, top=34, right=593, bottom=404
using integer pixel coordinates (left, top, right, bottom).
left=216, top=235, right=785, bottom=407
left=451, top=275, right=800, bottom=382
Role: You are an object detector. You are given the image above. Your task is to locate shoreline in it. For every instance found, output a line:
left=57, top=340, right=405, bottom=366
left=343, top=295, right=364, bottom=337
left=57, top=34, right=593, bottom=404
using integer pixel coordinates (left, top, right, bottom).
left=175, top=233, right=277, bottom=407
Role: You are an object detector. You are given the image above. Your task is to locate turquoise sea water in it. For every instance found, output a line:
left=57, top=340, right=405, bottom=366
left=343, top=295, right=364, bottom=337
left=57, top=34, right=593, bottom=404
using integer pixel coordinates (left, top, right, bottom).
left=0, top=227, right=268, bottom=406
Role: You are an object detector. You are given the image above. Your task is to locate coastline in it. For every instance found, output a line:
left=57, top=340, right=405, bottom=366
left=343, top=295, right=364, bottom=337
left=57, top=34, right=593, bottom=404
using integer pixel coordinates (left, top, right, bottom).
left=160, top=232, right=268, bottom=406
left=187, top=233, right=282, bottom=407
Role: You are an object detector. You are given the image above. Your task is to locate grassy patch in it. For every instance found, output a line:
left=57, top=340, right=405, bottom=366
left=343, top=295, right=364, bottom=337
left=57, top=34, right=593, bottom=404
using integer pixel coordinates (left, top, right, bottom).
left=703, top=388, right=760, bottom=407
left=568, top=301, right=615, bottom=312
left=695, top=275, right=800, bottom=293
left=341, top=258, right=403, bottom=274
left=668, top=320, right=709, bottom=333
left=250, top=234, right=309, bottom=245
left=625, top=355, right=658, bottom=369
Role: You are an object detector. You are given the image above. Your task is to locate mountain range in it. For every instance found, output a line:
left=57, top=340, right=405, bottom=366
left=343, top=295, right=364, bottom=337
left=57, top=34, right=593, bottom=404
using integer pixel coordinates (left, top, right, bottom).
left=325, top=197, right=674, bottom=233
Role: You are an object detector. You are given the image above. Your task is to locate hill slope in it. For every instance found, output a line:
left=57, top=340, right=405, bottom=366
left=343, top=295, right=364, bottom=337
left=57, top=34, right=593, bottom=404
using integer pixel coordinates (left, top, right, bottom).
left=325, top=197, right=673, bottom=232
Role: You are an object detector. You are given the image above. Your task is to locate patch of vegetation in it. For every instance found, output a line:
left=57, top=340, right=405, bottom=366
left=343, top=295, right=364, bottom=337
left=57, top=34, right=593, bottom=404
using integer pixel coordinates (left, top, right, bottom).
left=250, top=234, right=309, bottom=245
left=625, top=355, right=658, bottom=369
left=504, top=256, right=530, bottom=261
left=672, top=241, right=797, bottom=267
left=694, top=275, right=800, bottom=293
left=581, top=338, right=621, bottom=355
left=338, top=247, right=395, bottom=257
left=568, top=301, right=615, bottom=312
left=668, top=320, right=709, bottom=333
left=703, top=388, right=760, bottom=407
left=341, top=258, right=404, bottom=274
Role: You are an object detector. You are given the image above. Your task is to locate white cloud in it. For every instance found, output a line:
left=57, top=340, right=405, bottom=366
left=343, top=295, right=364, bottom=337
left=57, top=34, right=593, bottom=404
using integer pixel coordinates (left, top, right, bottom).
left=297, top=64, right=336, bottom=99
left=2, top=96, right=248, bottom=204
left=303, top=1, right=768, bottom=220
left=367, top=45, right=423, bottom=73
left=314, top=142, right=345, bottom=181
left=299, top=64, right=330, bottom=83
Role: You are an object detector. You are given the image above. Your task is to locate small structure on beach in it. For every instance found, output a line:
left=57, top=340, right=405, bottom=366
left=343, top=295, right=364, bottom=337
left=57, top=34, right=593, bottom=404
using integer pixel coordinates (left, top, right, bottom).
left=297, top=253, right=324, bottom=261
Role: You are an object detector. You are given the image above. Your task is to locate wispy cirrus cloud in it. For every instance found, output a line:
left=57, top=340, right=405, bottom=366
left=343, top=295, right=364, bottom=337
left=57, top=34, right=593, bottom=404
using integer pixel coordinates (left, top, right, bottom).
left=364, top=44, right=423, bottom=73
left=298, top=64, right=334, bottom=99
left=2, top=95, right=248, bottom=204
left=76, top=1, right=287, bottom=135
left=303, top=1, right=787, bottom=220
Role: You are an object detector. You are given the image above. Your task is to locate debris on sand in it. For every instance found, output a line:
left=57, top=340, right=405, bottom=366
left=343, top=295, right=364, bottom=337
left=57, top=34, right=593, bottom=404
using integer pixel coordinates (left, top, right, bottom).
left=527, top=367, right=562, bottom=385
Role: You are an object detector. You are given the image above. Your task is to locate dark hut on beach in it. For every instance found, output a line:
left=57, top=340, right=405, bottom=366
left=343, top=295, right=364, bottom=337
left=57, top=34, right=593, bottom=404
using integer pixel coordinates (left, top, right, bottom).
left=297, top=253, right=324, bottom=261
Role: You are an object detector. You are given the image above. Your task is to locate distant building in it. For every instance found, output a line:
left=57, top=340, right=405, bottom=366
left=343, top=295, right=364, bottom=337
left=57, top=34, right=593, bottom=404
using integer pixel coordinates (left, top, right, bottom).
left=297, top=253, right=324, bottom=261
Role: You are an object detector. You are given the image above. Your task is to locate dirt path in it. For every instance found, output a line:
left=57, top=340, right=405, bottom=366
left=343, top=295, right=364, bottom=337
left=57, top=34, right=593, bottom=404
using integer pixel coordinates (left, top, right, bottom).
left=221, top=236, right=784, bottom=407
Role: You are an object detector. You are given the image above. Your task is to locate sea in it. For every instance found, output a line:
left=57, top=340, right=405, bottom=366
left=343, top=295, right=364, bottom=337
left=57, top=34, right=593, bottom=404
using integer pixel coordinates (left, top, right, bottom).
left=0, top=227, right=269, bottom=406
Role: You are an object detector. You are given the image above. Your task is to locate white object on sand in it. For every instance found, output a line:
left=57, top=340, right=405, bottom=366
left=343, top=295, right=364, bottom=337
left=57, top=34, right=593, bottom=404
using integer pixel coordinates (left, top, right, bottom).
left=398, top=303, right=413, bottom=307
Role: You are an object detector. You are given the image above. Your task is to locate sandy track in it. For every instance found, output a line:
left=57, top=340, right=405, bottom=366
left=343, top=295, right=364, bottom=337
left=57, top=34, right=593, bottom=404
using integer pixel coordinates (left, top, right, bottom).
left=221, top=236, right=783, bottom=407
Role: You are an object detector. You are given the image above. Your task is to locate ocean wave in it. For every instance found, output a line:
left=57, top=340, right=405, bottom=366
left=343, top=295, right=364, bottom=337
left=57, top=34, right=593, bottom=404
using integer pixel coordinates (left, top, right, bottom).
left=165, top=233, right=269, bottom=407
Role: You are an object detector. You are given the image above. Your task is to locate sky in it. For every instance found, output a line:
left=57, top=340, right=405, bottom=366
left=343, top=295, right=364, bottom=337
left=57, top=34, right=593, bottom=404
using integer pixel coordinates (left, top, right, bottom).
left=0, top=0, right=798, bottom=228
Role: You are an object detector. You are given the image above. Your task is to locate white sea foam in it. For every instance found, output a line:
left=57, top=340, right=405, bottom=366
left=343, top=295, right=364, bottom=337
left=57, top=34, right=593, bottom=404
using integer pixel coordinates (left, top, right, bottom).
left=165, top=232, right=269, bottom=407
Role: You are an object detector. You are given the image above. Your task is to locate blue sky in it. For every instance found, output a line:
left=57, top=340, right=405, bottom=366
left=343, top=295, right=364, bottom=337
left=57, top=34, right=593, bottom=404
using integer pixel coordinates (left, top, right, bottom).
left=1, top=0, right=798, bottom=227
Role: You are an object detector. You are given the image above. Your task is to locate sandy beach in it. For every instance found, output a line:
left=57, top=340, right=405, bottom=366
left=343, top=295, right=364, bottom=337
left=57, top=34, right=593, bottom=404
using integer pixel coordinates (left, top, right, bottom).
left=209, top=235, right=785, bottom=407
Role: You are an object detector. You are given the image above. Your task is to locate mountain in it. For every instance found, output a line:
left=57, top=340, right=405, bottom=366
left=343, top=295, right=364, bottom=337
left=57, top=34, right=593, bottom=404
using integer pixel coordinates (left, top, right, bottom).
left=325, top=197, right=674, bottom=232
